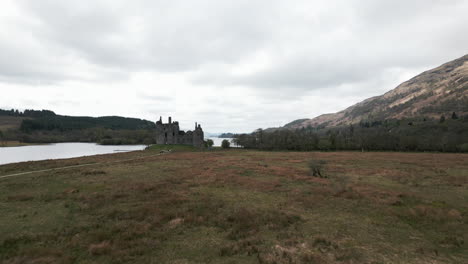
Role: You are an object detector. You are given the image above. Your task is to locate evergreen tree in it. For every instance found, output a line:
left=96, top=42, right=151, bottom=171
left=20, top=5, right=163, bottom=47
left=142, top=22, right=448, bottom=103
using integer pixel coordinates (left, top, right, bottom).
left=221, top=139, right=230, bottom=148
left=451, top=112, right=458, bottom=119
left=440, top=115, right=446, bottom=123
left=206, top=139, right=214, bottom=148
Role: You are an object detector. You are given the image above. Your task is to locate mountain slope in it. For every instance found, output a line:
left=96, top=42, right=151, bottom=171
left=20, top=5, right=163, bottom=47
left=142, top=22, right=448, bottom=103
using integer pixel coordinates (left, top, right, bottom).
left=287, top=54, right=468, bottom=129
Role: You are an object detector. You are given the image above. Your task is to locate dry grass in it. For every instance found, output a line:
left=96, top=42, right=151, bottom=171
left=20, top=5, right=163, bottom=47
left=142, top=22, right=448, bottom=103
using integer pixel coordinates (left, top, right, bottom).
left=0, top=141, right=43, bottom=147
left=0, top=149, right=467, bottom=263
left=88, top=241, right=112, bottom=256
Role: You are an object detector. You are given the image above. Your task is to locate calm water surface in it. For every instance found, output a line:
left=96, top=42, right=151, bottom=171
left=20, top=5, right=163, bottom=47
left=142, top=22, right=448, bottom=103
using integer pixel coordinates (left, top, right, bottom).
left=0, top=143, right=146, bottom=165
left=207, top=138, right=237, bottom=147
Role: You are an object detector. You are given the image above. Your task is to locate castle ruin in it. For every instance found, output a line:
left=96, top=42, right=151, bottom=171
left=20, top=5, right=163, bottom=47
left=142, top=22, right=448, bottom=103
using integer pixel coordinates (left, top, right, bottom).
left=155, top=117, right=204, bottom=147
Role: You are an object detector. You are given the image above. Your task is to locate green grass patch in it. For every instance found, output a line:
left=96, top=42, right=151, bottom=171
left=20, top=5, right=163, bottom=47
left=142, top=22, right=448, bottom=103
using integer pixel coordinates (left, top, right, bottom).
left=145, top=144, right=198, bottom=152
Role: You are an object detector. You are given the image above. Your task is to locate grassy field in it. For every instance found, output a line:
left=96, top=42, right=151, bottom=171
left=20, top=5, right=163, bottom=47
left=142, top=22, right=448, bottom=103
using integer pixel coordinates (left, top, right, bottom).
left=0, top=148, right=467, bottom=263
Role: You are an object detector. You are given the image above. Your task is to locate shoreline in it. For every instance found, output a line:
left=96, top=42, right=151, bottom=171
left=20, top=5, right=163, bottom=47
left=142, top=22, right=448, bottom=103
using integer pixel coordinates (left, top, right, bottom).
left=0, top=141, right=46, bottom=148
left=0, top=142, right=147, bottom=166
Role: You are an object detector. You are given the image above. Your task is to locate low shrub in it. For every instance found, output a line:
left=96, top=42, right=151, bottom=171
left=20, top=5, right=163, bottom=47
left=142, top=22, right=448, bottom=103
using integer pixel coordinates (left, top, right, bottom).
left=308, top=160, right=327, bottom=178
left=88, top=241, right=112, bottom=255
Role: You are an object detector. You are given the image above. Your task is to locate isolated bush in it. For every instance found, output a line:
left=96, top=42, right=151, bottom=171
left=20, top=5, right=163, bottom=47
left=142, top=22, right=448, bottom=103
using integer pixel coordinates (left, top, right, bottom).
left=439, top=115, right=446, bottom=123
left=308, top=160, right=327, bottom=178
left=457, top=143, right=468, bottom=152
left=451, top=112, right=458, bottom=119
left=206, top=139, right=214, bottom=148
left=332, top=175, right=352, bottom=195
left=221, top=139, right=230, bottom=149
left=88, top=241, right=112, bottom=255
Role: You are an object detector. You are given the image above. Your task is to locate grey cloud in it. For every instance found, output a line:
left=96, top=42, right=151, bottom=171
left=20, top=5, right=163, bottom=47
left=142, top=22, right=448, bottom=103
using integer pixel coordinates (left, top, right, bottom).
left=15, top=0, right=274, bottom=74
left=189, top=0, right=468, bottom=99
left=1, top=0, right=468, bottom=132
left=138, top=94, right=173, bottom=102
left=193, top=57, right=378, bottom=91
left=5, top=0, right=468, bottom=88
left=48, top=99, right=79, bottom=107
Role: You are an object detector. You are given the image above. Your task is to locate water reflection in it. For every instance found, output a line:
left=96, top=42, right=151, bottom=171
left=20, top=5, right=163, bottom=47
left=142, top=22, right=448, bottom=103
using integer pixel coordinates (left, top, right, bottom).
left=0, top=143, right=146, bottom=165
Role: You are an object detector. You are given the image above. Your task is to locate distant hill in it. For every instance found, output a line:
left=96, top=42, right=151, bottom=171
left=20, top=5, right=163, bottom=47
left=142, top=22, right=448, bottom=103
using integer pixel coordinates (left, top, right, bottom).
left=218, top=133, right=237, bottom=138
left=0, top=109, right=156, bottom=144
left=285, top=54, right=468, bottom=129
left=0, top=109, right=155, bottom=132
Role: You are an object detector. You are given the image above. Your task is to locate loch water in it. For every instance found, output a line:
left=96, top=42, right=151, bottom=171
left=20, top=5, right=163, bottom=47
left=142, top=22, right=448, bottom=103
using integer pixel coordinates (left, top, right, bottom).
left=0, top=143, right=147, bottom=165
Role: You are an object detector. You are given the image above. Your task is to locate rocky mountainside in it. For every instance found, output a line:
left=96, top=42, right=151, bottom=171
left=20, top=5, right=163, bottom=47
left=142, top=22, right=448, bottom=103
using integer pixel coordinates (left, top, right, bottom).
left=286, top=54, right=468, bottom=129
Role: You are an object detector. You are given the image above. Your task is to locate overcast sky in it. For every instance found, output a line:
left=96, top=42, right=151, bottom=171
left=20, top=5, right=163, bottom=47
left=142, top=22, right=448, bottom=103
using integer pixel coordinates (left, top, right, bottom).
left=1, top=0, right=467, bottom=133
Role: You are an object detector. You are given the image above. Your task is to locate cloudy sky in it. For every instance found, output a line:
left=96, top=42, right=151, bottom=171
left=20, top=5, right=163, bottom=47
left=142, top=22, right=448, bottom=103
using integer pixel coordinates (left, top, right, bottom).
left=1, top=0, right=467, bottom=133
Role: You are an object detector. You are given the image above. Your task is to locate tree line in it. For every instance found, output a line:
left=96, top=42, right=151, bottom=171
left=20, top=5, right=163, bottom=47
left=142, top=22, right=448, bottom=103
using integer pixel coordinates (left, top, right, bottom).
left=4, top=127, right=155, bottom=145
left=1, top=108, right=156, bottom=145
left=0, top=109, right=56, bottom=117
left=233, top=114, right=468, bottom=152
left=20, top=115, right=155, bottom=132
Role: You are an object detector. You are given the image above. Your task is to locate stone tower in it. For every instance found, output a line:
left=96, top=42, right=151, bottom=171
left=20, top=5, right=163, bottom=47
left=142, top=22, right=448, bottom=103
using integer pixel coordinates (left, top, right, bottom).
left=192, top=122, right=204, bottom=148
left=155, top=116, right=180, bottom=145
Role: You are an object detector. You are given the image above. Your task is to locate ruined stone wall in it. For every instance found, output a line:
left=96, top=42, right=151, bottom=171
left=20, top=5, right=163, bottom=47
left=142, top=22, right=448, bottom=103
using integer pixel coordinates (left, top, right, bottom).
left=155, top=117, right=204, bottom=147
left=180, top=131, right=194, bottom=145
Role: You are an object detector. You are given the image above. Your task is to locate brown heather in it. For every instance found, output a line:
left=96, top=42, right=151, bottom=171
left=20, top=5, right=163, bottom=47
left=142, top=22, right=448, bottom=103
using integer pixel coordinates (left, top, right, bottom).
left=0, top=147, right=467, bottom=263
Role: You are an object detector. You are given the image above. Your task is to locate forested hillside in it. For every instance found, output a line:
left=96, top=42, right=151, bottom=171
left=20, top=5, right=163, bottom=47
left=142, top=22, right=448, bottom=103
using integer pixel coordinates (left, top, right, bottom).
left=0, top=109, right=155, bottom=145
left=286, top=54, right=468, bottom=129
left=236, top=55, right=468, bottom=152
left=235, top=115, right=468, bottom=152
